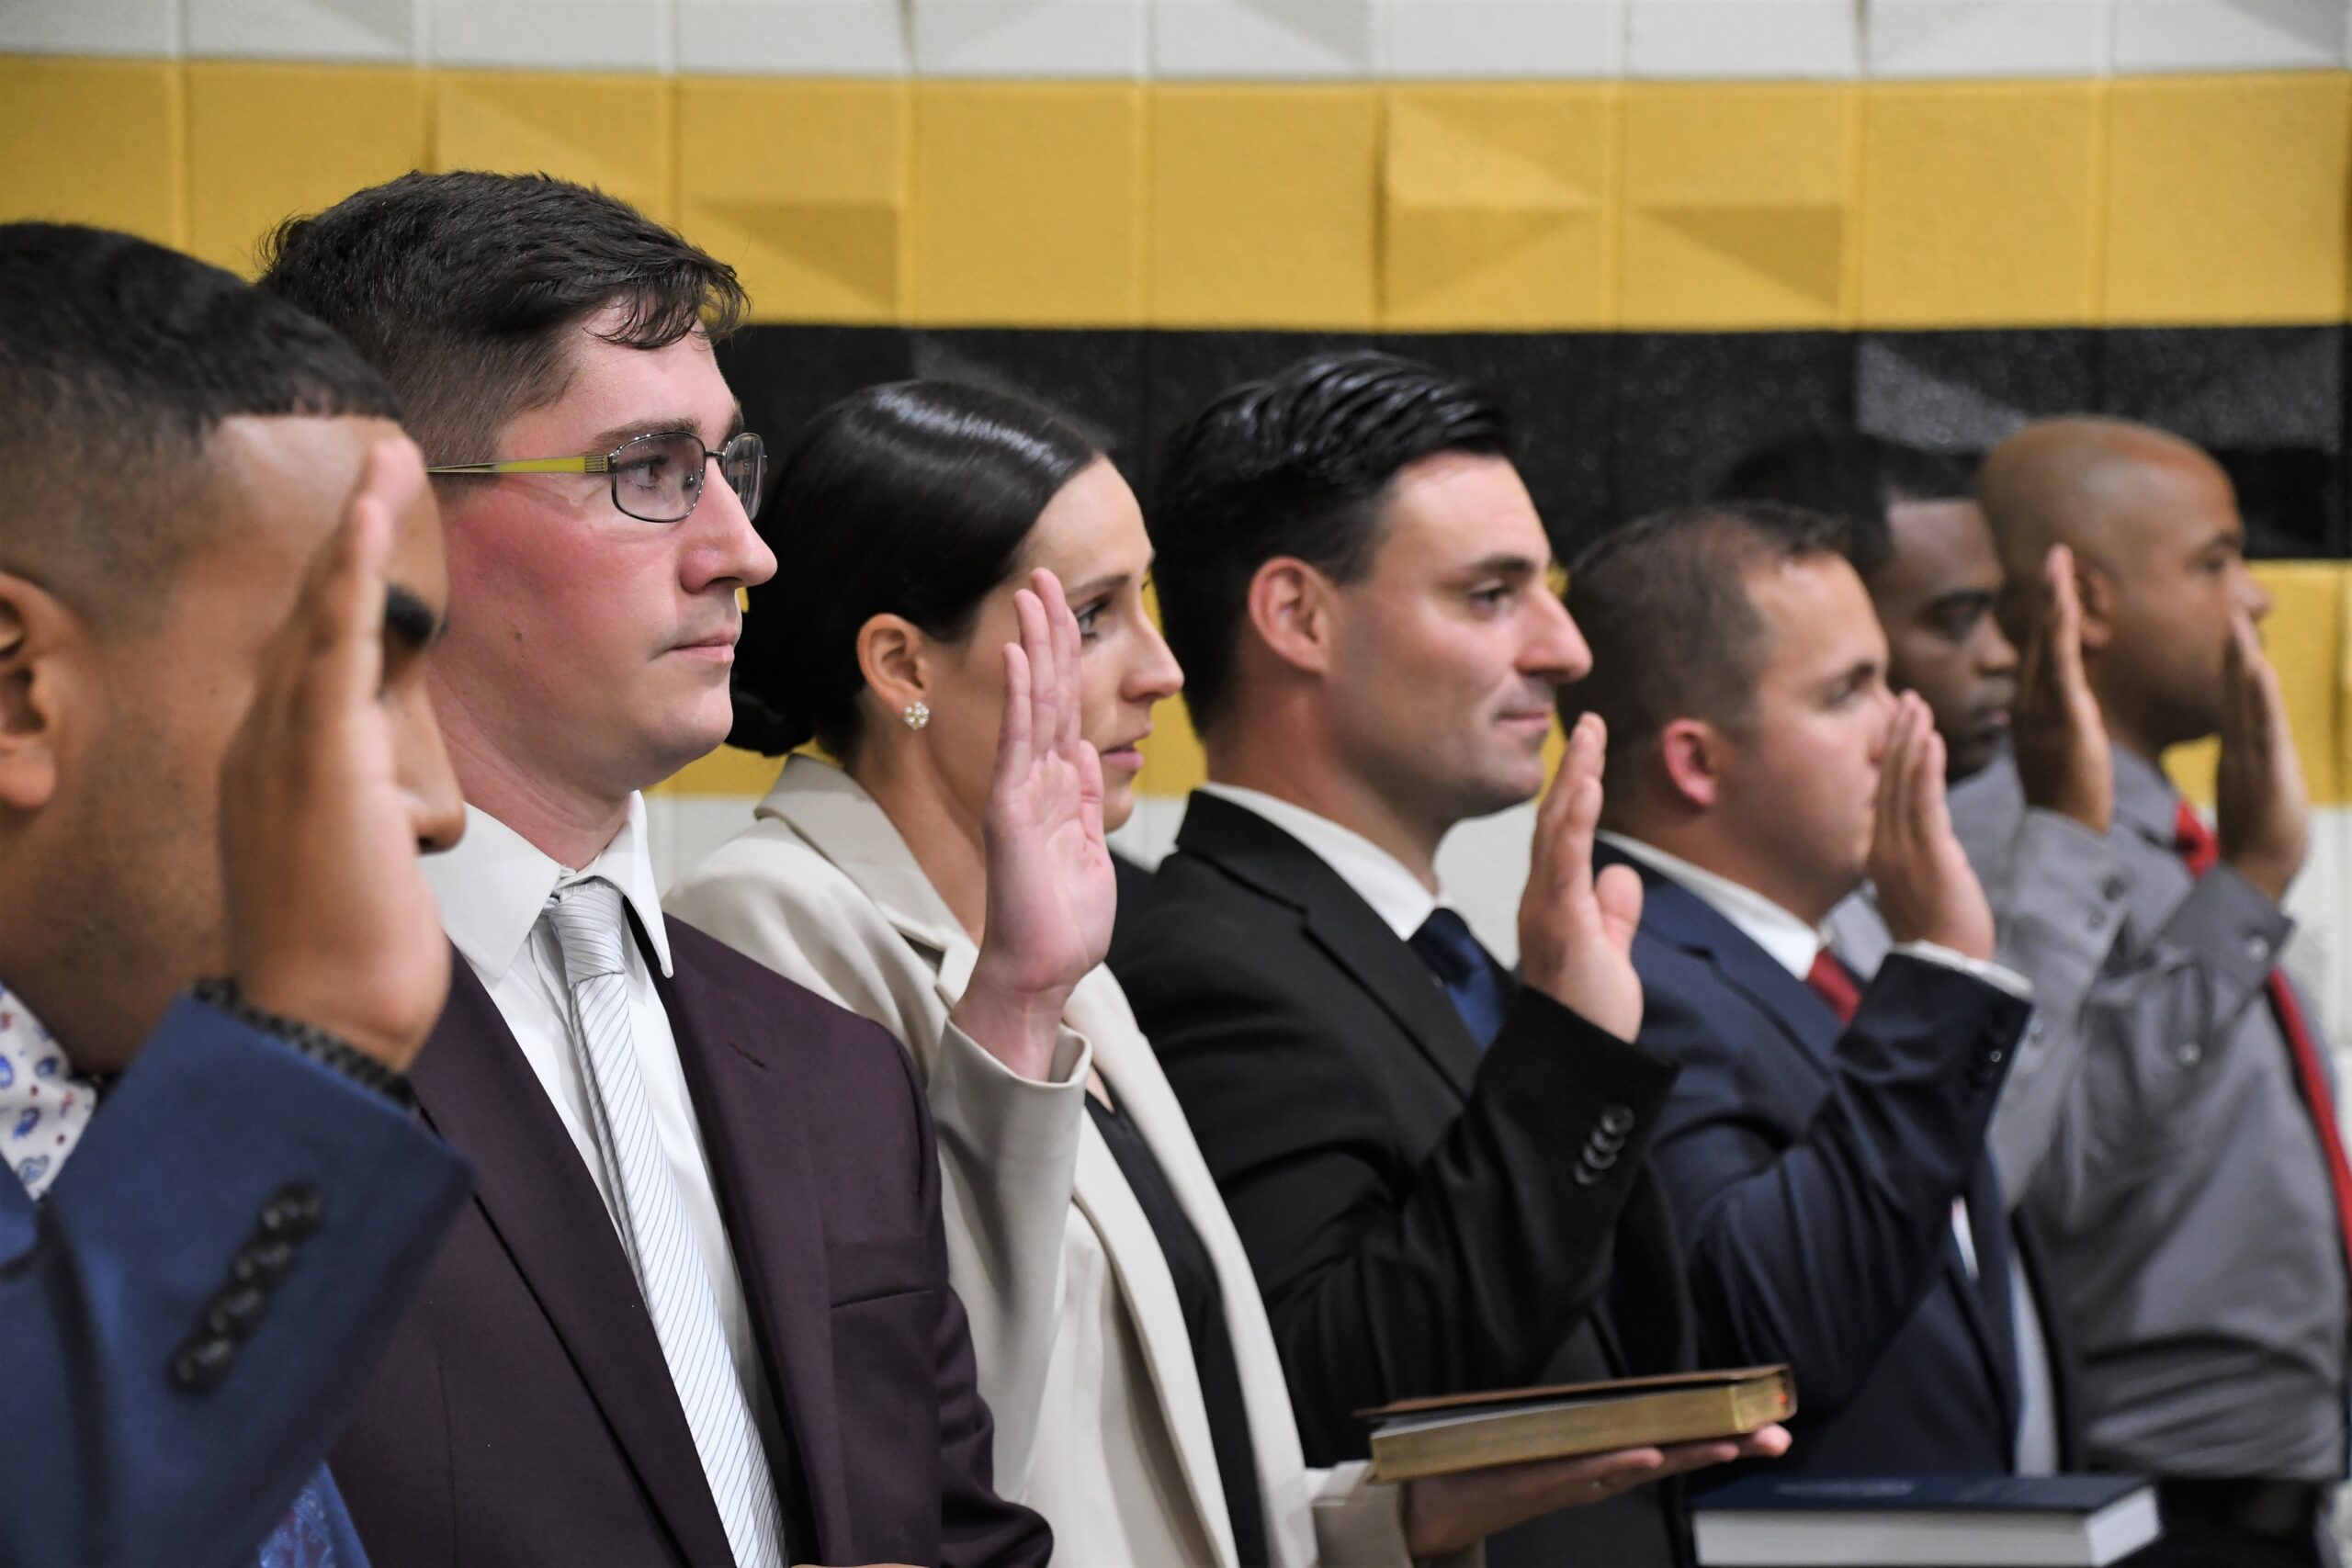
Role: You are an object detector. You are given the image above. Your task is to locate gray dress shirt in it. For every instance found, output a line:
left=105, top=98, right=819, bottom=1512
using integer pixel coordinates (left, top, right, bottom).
left=1949, top=750, right=2349, bottom=1480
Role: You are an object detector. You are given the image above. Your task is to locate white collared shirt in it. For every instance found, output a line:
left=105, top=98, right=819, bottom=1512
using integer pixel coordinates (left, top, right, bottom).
left=424, top=795, right=778, bottom=1450
left=1198, top=783, right=1444, bottom=942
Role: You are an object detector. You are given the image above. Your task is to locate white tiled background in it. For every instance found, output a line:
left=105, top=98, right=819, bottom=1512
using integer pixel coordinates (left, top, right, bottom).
left=5, top=0, right=2350, bottom=73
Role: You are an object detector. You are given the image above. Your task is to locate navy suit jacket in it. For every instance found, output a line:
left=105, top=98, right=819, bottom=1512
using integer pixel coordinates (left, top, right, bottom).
left=1605, top=845, right=2034, bottom=1477
left=333, top=920, right=1050, bottom=1568
left=1, top=995, right=471, bottom=1568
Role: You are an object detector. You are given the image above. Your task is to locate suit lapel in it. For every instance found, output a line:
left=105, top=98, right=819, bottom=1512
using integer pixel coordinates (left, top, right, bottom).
left=1066, top=974, right=1268, bottom=1568
left=1178, top=795, right=1480, bottom=1100
left=411, top=955, right=732, bottom=1565
left=653, top=931, right=845, bottom=1558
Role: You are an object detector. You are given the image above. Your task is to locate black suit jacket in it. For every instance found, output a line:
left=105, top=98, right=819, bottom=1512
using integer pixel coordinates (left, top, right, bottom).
left=1110, top=793, right=1695, bottom=1567
left=1611, top=844, right=2035, bottom=1478
left=331, top=918, right=1049, bottom=1568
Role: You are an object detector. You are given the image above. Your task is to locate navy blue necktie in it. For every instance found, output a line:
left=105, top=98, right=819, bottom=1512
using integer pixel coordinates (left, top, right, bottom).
left=1409, top=908, right=1510, bottom=1048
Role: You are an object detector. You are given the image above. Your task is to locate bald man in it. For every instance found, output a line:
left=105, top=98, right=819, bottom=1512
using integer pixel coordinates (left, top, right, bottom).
left=1955, top=416, right=2341, bottom=1567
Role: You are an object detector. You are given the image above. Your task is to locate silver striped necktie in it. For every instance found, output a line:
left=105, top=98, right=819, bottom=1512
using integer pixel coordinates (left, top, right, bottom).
left=544, top=876, right=786, bottom=1568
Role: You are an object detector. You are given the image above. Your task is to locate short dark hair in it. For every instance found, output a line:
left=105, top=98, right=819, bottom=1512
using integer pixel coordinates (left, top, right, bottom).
left=0, top=221, right=401, bottom=627
left=1559, top=502, right=1849, bottom=799
left=256, top=170, right=747, bottom=468
left=1713, top=432, right=1973, bottom=581
left=1148, top=352, right=1512, bottom=732
left=730, top=381, right=1100, bottom=759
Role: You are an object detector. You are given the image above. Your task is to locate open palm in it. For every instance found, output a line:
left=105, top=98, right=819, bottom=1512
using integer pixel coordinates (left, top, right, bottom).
left=972, top=570, right=1116, bottom=1007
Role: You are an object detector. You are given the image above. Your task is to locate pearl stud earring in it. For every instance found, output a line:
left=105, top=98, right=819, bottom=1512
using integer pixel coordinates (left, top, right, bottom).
left=903, top=701, right=931, bottom=731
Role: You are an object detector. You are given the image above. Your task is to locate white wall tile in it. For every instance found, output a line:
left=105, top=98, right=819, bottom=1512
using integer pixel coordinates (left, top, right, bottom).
left=911, top=0, right=1145, bottom=75
left=1626, top=0, right=1862, bottom=77
left=2286, top=805, right=2351, bottom=1054
left=1863, top=0, right=2110, bottom=76
left=0, top=0, right=178, bottom=55
left=427, top=0, right=673, bottom=71
left=1151, top=0, right=1376, bottom=78
left=2112, top=0, right=2347, bottom=71
left=1437, top=798, right=1537, bottom=966
left=1376, top=0, right=1623, bottom=77
left=187, top=0, right=421, bottom=61
left=676, top=0, right=909, bottom=73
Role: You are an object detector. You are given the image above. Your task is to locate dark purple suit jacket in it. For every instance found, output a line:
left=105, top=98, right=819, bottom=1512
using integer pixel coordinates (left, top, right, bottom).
left=330, top=917, right=1050, bottom=1568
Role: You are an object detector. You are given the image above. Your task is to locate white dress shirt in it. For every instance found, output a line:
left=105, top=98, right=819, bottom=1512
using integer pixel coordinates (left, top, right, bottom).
left=1197, top=784, right=1449, bottom=942
left=424, top=796, right=780, bottom=1455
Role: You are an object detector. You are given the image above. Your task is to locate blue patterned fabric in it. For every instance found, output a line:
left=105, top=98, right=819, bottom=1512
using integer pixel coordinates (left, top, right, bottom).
left=256, top=1466, right=370, bottom=1568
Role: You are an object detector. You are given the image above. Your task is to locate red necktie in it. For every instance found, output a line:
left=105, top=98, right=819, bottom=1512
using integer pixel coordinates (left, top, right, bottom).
left=1807, top=949, right=1862, bottom=1026
left=2177, top=800, right=2352, bottom=1269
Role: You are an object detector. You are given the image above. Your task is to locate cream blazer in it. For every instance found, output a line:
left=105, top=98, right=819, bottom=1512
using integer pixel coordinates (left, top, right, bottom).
left=668, top=757, right=1437, bottom=1568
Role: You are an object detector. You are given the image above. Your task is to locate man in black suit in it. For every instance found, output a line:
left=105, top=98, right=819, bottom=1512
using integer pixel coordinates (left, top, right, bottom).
left=1112, top=353, right=1786, bottom=1567
left=1557, top=501, right=2042, bottom=1479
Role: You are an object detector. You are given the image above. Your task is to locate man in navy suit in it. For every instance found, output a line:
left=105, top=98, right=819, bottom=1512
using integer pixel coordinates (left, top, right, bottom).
left=0, top=222, right=472, bottom=1565
left=1558, top=500, right=2040, bottom=1478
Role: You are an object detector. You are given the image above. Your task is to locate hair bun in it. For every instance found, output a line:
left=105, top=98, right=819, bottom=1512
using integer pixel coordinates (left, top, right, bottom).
left=726, top=681, right=815, bottom=757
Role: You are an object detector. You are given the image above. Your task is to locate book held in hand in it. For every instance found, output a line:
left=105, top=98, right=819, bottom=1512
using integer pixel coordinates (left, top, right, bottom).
left=1357, top=1365, right=1795, bottom=1483
left=1691, top=1473, right=2161, bottom=1566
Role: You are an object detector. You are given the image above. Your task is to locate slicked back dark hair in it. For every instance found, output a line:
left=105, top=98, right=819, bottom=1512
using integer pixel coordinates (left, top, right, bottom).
left=1713, top=431, right=1973, bottom=581
left=0, top=220, right=401, bottom=627
left=256, top=170, right=747, bottom=468
left=1148, top=351, right=1512, bottom=732
left=1558, top=501, right=1849, bottom=801
left=730, top=380, right=1100, bottom=760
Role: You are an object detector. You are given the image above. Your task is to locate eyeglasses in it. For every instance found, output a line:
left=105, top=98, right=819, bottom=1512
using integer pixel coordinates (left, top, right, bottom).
left=425, top=430, right=767, bottom=525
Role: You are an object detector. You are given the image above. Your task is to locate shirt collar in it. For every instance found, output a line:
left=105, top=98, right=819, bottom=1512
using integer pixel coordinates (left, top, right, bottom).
left=1198, top=783, right=1442, bottom=942
left=1600, top=831, right=1826, bottom=982
left=424, top=794, right=673, bottom=983
left=2110, top=743, right=2185, bottom=847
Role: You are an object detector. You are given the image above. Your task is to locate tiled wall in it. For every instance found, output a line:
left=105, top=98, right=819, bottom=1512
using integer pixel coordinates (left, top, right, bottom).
left=5, top=0, right=2350, bottom=77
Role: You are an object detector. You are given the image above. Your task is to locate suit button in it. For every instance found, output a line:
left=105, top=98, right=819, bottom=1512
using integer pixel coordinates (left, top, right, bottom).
left=2101, top=874, right=2129, bottom=903
left=1600, top=1105, right=1636, bottom=1136
left=205, top=1285, right=268, bottom=1341
left=2177, top=1042, right=2204, bottom=1068
left=1584, top=1146, right=1621, bottom=1173
left=232, top=1239, right=297, bottom=1289
left=1573, top=1165, right=1605, bottom=1189
left=1986, top=1047, right=2007, bottom=1066
left=171, top=1336, right=236, bottom=1393
left=1592, top=1126, right=1627, bottom=1154
left=258, top=1184, right=324, bottom=1239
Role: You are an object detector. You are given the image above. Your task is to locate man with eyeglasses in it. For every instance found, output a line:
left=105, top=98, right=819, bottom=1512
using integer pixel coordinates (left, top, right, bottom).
left=260, top=172, right=1052, bottom=1568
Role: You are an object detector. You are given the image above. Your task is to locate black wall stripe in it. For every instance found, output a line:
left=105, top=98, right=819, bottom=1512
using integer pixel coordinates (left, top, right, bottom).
left=719, top=324, right=2350, bottom=558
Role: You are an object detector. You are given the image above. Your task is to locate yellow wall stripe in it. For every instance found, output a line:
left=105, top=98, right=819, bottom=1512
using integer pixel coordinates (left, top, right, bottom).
left=6, top=60, right=2347, bottom=332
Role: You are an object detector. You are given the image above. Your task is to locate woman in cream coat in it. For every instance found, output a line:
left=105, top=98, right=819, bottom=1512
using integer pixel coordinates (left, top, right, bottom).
left=668, top=383, right=1715, bottom=1566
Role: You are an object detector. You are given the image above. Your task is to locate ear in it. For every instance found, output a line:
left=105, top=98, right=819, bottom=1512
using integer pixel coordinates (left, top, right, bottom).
left=2071, top=558, right=2118, bottom=654
left=1657, top=716, right=1724, bottom=812
left=1244, top=557, right=1337, bottom=681
left=0, top=571, right=78, bottom=815
left=854, top=612, right=933, bottom=725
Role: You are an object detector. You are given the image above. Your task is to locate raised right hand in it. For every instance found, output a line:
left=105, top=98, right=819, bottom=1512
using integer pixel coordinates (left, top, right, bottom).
left=1870, top=693, right=1995, bottom=962
left=951, top=569, right=1114, bottom=1081
left=2216, top=608, right=2309, bottom=903
left=2012, top=545, right=2112, bottom=834
left=218, top=439, right=452, bottom=1072
left=1518, top=714, right=1644, bottom=1042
